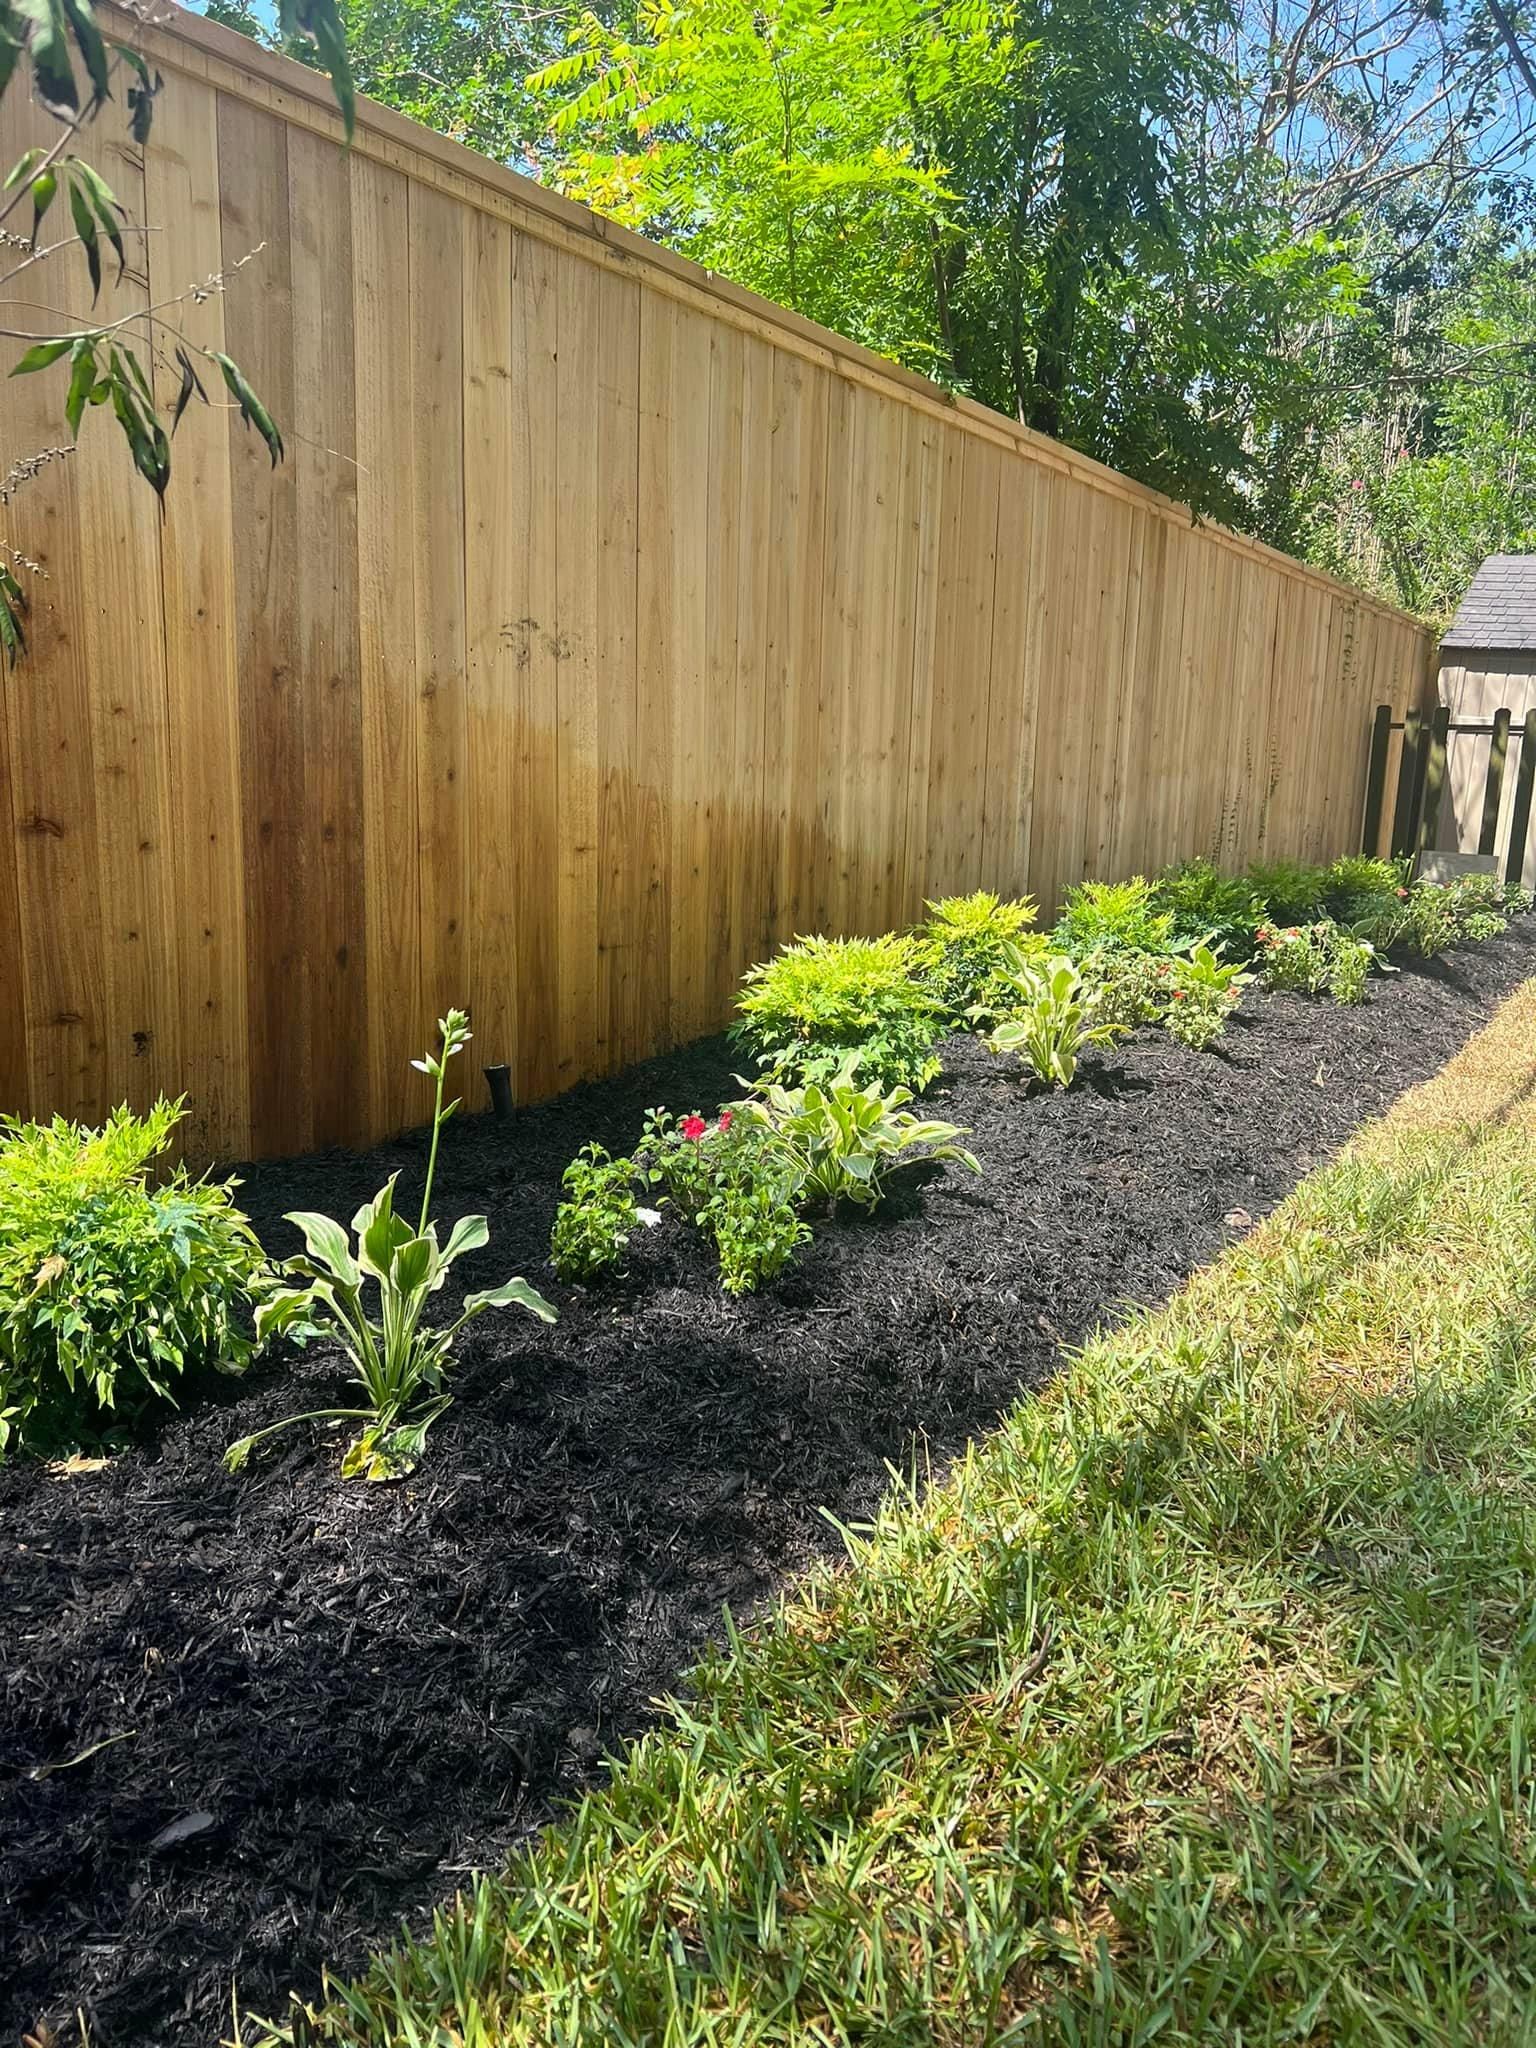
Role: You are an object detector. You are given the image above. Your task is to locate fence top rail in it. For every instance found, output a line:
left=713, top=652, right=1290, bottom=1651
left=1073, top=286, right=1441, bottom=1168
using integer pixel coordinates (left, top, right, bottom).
left=115, top=0, right=1427, bottom=635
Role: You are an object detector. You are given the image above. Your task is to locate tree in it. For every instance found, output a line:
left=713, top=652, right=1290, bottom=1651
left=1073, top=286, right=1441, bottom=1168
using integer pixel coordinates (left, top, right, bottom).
left=530, top=0, right=1357, bottom=521
left=0, top=0, right=353, bottom=659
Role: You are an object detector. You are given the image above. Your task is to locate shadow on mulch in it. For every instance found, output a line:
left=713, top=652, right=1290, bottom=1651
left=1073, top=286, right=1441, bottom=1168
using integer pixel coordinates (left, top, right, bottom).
left=4, top=925, right=1535, bottom=2048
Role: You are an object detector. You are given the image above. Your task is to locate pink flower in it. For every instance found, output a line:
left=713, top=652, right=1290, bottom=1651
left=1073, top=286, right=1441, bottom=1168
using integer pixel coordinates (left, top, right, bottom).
left=717, top=1110, right=733, bottom=1132
left=680, top=1113, right=707, bottom=1142
left=1351, top=478, right=1365, bottom=492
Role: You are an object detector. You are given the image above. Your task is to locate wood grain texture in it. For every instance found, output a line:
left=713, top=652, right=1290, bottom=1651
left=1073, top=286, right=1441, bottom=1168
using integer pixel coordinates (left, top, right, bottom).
left=0, top=20, right=1437, bottom=1161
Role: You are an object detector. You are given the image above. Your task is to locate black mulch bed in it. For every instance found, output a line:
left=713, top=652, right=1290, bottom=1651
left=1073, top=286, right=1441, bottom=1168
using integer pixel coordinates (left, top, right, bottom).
left=5, top=926, right=1536, bottom=2047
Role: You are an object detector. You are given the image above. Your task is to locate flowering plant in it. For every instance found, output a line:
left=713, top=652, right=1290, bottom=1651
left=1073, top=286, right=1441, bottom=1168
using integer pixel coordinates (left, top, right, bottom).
left=638, top=1106, right=759, bottom=1224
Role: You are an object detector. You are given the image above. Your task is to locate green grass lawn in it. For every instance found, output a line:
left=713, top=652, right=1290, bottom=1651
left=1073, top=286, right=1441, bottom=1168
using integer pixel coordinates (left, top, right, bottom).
left=252, top=983, right=1536, bottom=2048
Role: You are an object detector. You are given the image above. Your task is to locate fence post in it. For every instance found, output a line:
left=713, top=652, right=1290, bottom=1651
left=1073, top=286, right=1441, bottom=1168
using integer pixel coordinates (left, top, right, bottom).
left=1478, top=707, right=1512, bottom=857
left=1415, top=705, right=1452, bottom=856
left=1390, top=708, right=1422, bottom=858
left=1361, top=704, right=1392, bottom=855
left=1507, top=711, right=1536, bottom=890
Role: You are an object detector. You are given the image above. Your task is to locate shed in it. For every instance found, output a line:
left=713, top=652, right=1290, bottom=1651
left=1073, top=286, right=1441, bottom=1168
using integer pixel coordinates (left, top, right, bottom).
left=1436, top=555, right=1536, bottom=887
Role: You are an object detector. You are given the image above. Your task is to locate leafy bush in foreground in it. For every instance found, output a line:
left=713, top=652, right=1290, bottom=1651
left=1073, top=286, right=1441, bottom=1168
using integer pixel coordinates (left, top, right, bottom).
left=734, top=933, right=944, bottom=1092
left=921, top=891, right=1042, bottom=1020
left=1163, top=942, right=1252, bottom=1051
left=0, top=1098, right=264, bottom=1457
left=988, top=955, right=1127, bottom=1087
left=739, top=1062, right=979, bottom=1213
left=229, top=1011, right=556, bottom=1482
left=550, top=1144, right=646, bottom=1282
left=1053, top=876, right=1173, bottom=958
left=1256, top=920, right=1379, bottom=1003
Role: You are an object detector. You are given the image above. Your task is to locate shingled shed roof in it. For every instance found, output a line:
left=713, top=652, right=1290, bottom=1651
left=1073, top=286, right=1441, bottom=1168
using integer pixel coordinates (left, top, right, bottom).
left=1443, top=554, right=1536, bottom=654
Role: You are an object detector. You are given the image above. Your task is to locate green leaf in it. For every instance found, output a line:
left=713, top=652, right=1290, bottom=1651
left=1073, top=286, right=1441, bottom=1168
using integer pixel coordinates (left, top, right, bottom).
left=390, top=1235, right=435, bottom=1295
left=169, top=345, right=207, bottom=435
left=0, top=569, right=27, bottom=667
left=15, top=0, right=78, bottom=116
left=63, top=333, right=95, bottom=436
left=462, top=1277, right=558, bottom=1323
left=66, top=170, right=99, bottom=301
left=9, top=335, right=71, bottom=375
left=278, top=0, right=354, bottom=140
left=286, top=1210, right=359, bottom=1289
left=212, top=350, right=284, bottom=467
left=3, top=146, right=45, bottom=192
left=70, top=158, right=126, bottom=282
left=58, top=0, right=107, bottom=104
left=439, top=1214, right=489, bottom=1266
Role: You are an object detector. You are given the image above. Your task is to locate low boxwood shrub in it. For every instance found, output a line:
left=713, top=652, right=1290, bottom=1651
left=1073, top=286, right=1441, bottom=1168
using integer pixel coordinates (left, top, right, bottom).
left=0, top=1098, right=265, bottom=1457
left=733, top=933, right=944, bottom=1092
left=1053, top=877, right=1173, bottom=958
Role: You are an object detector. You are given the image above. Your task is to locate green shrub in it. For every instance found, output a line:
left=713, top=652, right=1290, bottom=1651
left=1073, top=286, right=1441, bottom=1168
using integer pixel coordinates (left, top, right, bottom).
left=987, top=955, right=1127, bottom=1088
left=734, top=933, right=944, bottom=1092
left=1077, top=949, right=1170, bottom=1031
left=1248, top=857, right=1330, bottom=925
left=1153, top=859, right=1264, bottom=957
left=550, top=1144, right=644, bottom=1282
left=701, top=1179, right=811, bottom=1295
left=0, top=1098, right=264, bottom=1457
left=1052, top=876, right=1173, bottom=957
left=1163, top=942, right=1251, bottom=1051
left=921, top=891, right=1042, bottom=1020
left=230, top=1011, right=556, bottom=1483
left=638, top=1106, right=760, bottom=1224
left=1256, top=920, right=1379, bottom=1004
left=740, top=1062, right=979, bottom=1213
left=1322, top=855, right=1405, bottom=914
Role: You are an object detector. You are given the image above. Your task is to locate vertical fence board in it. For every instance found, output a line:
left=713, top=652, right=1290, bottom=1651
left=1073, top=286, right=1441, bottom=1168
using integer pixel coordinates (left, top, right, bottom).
left=148, top=73, right=251, bottom=1160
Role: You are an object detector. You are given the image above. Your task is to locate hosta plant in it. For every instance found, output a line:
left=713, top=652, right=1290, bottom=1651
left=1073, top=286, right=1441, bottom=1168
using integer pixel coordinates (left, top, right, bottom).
left=738, top=1062, right=979, bottom=1213
left=733, top=933, right=944, bottom=1092
left=227, top=1011, right=556, bottom=1482
left=0, top=1098, right=264, bottom=1457
left=988, top=956, right=1127, bottom=1088
left=550, top=1143, right=654, bottom=1282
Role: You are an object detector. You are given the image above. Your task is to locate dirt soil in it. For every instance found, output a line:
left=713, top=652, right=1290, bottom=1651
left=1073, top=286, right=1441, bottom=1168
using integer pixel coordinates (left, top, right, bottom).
left=5, top=925, right=1535, bottom=2048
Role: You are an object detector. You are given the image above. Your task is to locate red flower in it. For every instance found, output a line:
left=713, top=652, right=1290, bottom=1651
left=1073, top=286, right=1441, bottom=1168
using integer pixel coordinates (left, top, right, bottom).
left=680, top=1113, right=707, bottom=1142
left=1396, top=886, right=1408, bottom=898
left=717, top=1109, right=733, bottom=1132
left=1286, top=927, right=1299, bottom=938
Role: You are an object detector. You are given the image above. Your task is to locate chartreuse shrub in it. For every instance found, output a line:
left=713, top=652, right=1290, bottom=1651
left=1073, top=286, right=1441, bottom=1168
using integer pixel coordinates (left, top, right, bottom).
left=228, top=1012, right=556, bottom=1483
left=0, top=1098, right=264, bottom=1457
left=246, top=980, right=1536, bottom=2048
left=1052, top=874, right=1173, bottom=957
left=734, top=933, right=944, bottom=1092
left=920, top=890, right=1042, bottom=1020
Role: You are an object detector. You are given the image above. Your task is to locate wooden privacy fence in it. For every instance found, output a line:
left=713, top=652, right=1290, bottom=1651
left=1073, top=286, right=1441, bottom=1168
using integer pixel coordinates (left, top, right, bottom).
left=0, top=6, right=1438, bottom=1163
